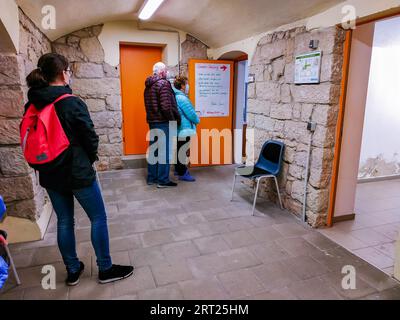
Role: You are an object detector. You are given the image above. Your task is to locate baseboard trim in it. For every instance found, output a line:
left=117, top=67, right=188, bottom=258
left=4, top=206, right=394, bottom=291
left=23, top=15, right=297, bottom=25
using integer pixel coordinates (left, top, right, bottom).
left=358, top=174, right=400, bottom=184
left=122, top=155, right=147, bottom=169
left=333, top=213, right=356, bottom=223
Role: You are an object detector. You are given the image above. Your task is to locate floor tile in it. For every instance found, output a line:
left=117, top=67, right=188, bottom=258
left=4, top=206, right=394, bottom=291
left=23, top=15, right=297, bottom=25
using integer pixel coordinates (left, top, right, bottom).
left=218, top=269, right=265, bottom=299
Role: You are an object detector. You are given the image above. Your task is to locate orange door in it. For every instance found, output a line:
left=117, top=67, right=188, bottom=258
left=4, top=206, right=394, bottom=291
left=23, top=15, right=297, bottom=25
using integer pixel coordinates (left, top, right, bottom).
left=120, top=45, right=162, bottom=155
left=188, top=59, right=234, bottom=166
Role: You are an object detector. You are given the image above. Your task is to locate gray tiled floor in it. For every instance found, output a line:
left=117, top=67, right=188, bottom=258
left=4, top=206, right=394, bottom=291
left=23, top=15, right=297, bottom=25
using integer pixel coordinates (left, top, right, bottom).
left=1, top=166, right=400, bottom=300
left=320, top=179, right=400, bottom=277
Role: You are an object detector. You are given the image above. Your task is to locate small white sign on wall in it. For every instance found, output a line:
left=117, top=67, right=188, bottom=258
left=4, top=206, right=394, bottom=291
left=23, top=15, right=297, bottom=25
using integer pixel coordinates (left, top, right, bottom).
left=294, top=51, right=322, bottom=84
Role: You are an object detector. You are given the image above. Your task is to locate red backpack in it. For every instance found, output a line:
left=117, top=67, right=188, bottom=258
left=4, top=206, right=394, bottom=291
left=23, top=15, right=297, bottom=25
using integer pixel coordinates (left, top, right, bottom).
left=20, top=94, right=73, bottom=166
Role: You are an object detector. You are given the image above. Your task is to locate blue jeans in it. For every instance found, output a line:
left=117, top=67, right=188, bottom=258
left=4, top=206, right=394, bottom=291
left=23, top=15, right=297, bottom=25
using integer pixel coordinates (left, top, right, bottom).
left=148, top=122, right=173, bottom=185
left=47, top=181, right=112, bottom=273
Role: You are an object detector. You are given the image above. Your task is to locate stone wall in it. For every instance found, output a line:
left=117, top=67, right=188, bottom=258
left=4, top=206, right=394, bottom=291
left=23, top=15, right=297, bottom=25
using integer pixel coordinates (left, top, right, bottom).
left=247, top=26, right=346, bottom=227
left=0, top=9, right=51, bottom=220
left=179, top=34, right=208, bottom=76
left=52, top=25, right=123, bottom=171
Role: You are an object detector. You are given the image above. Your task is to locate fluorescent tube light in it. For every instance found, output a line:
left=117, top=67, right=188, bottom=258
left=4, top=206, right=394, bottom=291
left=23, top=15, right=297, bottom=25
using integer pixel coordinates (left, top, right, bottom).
left=139, top=0, right=165, bottom=20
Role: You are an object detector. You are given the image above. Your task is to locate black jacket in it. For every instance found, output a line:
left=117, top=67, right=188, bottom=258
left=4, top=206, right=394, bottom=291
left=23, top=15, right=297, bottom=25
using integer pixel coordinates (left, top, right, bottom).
left=144, top=75, right=181, bottom=124
left=24, top=85, right=99, bottom=194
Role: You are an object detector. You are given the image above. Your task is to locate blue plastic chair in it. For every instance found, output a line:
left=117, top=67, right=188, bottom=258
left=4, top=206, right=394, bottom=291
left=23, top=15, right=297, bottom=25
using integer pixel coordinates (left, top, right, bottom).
left=231, top=140, right=285, bottom=215
left=0, top=196, right=6, bottom=222
left=0, top=196, right=21, bottom=287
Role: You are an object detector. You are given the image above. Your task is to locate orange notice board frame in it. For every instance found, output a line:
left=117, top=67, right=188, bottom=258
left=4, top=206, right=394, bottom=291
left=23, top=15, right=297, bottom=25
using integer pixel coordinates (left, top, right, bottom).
left=188, top=59, right=235, bottom=167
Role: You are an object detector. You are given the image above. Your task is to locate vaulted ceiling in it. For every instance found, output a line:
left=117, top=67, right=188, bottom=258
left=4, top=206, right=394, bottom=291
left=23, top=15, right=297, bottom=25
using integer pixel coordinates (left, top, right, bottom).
left=16, top=0, right=345, bottom=47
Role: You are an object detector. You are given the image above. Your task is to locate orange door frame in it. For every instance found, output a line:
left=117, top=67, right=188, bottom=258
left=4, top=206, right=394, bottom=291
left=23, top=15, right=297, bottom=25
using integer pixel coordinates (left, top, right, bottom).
left=327, top=10, right=400, bottom=227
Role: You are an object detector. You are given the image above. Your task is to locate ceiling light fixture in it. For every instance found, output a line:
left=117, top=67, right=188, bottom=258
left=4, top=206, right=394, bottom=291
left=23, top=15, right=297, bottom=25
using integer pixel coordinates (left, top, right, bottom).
left=139, top=0, right=165, bottom=20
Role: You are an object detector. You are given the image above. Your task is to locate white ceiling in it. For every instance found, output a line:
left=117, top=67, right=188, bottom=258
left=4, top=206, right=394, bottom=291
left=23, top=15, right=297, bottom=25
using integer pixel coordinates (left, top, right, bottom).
left=17, top=0, right=345, bottom=47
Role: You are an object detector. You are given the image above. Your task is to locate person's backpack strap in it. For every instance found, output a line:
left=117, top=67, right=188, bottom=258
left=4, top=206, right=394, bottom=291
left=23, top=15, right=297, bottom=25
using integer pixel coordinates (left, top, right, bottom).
left=53, top=94, right=74, bottom=104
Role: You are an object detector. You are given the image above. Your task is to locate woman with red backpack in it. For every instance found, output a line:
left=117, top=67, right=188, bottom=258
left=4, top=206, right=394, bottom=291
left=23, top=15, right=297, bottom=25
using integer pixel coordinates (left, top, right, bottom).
left=22, top=53, right=133, bottom=286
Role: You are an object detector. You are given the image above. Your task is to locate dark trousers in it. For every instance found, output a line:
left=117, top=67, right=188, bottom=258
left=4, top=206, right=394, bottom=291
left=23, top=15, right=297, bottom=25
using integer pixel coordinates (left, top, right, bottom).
left=175, top=137, right=191, bottom=176
left=147, top=122, right=172, bottom=185
left=46, top=181, right=112, bottom=273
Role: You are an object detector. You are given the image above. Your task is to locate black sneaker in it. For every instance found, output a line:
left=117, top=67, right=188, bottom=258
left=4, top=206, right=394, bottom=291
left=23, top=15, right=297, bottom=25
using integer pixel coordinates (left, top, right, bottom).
left=98, top=265, right=134, bottom=284
left=66, top=262, right=85, bottom=286
left=157, top=182, right=178, bottom=188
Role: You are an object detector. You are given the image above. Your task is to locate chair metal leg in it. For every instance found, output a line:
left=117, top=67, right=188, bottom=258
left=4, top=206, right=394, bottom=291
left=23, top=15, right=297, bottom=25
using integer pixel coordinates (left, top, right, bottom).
left=252, top=178, right=261, bottom=216
left=4, top=245, right=21, bottom=286
left=274, top=176, right=284, bottom=210
left=231, top=174, right=237, bottom=201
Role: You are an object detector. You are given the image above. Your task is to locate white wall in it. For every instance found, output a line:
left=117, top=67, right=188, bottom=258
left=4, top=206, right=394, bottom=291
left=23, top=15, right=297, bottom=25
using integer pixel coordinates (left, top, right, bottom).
left=0, top=0, right=19, bottom=53
left=359, top=16, right=400, bottom=178
left=98, top=21, right=186, bottom=67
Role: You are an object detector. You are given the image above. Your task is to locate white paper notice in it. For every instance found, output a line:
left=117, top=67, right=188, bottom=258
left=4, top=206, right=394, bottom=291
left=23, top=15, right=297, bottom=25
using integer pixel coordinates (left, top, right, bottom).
left=195, top=63, right=231, bottom=118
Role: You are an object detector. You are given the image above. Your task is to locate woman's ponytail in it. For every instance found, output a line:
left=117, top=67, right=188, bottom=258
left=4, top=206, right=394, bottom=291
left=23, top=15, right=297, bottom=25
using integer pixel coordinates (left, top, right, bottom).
left=26, top=68, right=49, bottom=88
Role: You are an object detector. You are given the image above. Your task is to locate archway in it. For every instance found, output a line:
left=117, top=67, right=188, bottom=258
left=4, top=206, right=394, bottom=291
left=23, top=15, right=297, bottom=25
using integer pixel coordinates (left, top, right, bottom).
left=218, top=51, right=249, bottom=164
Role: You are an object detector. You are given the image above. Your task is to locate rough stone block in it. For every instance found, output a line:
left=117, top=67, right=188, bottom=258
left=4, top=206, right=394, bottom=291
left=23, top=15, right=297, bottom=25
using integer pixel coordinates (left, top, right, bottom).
left=249, top=64, right=265, bottom=82
left=289, top=163, right=304, bottom=180
left=80, top=37, right=105, bottom=63
left=181, top=35, right=208, bottom=65
left=311, top=147, right=334, bottom=170
left=0, top=119, right=20, bottom=144
left=255, top=115, right=275, bottom=131
left=283, top=120, right=308, bottom=144
left=274, top=120, right=285, bottom=133
left=272, top=58, right=285, bottom=80
left=72, top=78, right=120, bottom=98
left=0, top=89, right=24, bottom=118
left=258, top=34, right=273, bottom=46
left=256, top=82, right=280, bottom=102
left=293, top=83, right=341, bottom=105
left=106, top=95, right=122, bottom=111
left=247, top=99, right=270, bottom=115
left=248, top=83, right=256, bottom=99
left=0, top=147, right=30, bottom=176
left=300, top=104, right=314, bottom=122
left=294, top=27, right=338, bottom=56
left=52, top=44, right=87, bottom=62
left=86, top=99, right=106, bottom=113
left=74, top=62, right=104, bottom=78
left=91, top=111, right=119, bottom=129
left=260, top=39, right=287, bottom=61
left=281, top=84, right=291, bottom=103
left=109, top=132, right=122, bottom=144
left=312, top=104, right=337, bottom=126
left=99, top=144, right=123, bottom=157
left=66, top=35, right=80, bottom=46
left=307, top=187, right=329, bottom=213
left=309, top=168, right=331, bottom=189
left=270, top=104, right=292, bottom=120
left=284, top=147, right=296, bottom=164
left=0, top=175, right=35, bottom=202
left=0, top=55, right=24, bottom=85
left=5, top=198, right=38, bottom=220
left=312, top=125, right=336, bottom=148
left=284, top=62, right=295, bottom=83
left=291, top=180, right=305, bottom=203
